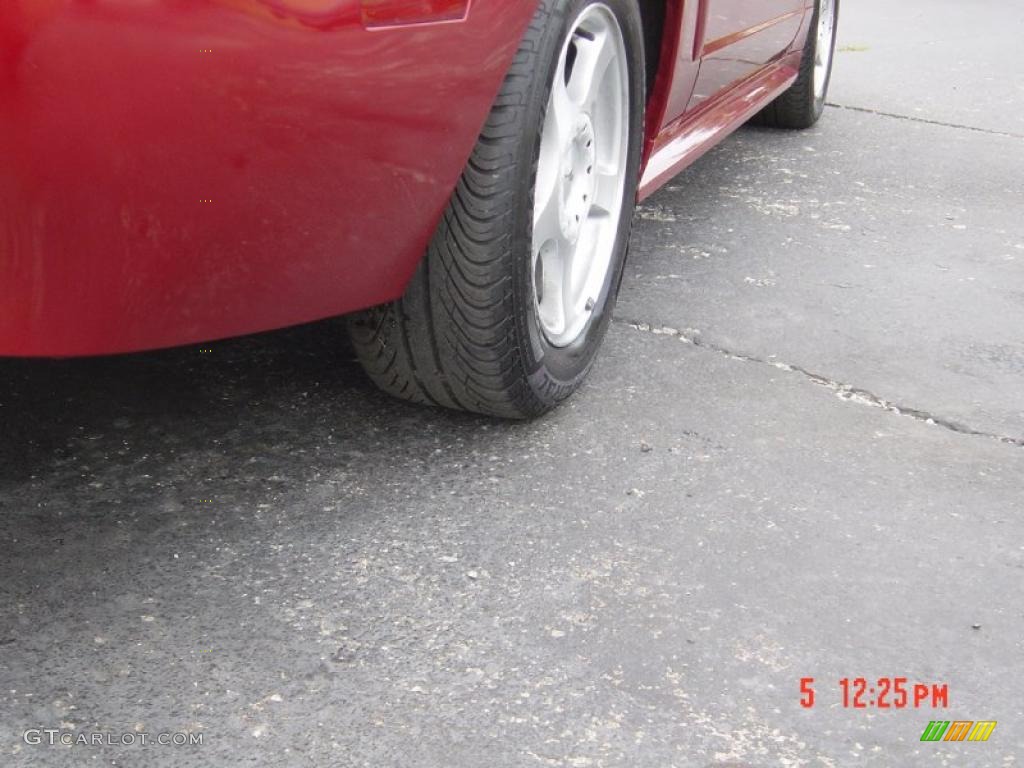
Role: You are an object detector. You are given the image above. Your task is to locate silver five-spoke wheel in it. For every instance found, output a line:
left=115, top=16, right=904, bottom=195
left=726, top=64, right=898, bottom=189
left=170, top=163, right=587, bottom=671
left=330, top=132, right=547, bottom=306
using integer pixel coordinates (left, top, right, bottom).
left=533, top=5, right=629, bottom=347
left=813, top=0, right=837, bottom=101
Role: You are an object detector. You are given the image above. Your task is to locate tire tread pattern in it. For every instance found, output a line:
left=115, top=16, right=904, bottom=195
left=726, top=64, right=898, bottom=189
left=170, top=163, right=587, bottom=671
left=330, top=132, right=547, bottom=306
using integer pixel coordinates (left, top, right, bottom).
left=348, top=5, right=557, bottom=419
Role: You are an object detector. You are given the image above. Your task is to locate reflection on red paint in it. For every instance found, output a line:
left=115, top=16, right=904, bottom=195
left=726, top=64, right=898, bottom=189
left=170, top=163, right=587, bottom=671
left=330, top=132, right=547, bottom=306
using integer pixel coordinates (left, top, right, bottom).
left=360, top=0, right=469, bottom=28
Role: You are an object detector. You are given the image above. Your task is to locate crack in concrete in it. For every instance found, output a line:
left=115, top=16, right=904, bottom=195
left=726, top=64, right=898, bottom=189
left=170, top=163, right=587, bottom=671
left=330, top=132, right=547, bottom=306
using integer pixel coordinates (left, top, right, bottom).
left=618, top=318, right=1024, bottom=448
left=825, top=102, right=1024, bottom=140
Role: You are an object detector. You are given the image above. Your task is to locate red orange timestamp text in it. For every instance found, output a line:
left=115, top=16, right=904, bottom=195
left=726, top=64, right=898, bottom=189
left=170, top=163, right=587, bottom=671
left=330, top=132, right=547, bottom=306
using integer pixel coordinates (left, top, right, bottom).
left=800, top=678, right=949, bottom=709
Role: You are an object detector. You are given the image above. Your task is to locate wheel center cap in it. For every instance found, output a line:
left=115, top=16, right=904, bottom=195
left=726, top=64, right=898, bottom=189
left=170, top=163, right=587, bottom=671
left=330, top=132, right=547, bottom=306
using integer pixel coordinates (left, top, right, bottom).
left=560, top=113, right=596, bottom=242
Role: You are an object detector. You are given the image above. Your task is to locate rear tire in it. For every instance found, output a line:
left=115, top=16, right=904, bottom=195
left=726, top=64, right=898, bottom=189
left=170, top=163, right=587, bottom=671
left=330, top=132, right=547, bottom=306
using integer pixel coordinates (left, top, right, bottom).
left=348, top=0, right=645, bottom=419
left=753, top=0, right=839, bottom=129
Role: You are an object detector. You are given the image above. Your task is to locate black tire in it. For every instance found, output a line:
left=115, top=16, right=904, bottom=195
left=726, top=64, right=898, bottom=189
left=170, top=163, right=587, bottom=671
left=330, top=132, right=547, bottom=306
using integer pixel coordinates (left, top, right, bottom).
left=753, top=0, right=839, bottom=129
left=348, top=0, right=645, bottom=419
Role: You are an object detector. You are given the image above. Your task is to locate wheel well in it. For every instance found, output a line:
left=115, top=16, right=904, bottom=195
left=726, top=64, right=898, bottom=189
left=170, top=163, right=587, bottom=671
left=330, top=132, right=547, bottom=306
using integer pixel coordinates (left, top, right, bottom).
left=638, top=0, right=667, bottom=100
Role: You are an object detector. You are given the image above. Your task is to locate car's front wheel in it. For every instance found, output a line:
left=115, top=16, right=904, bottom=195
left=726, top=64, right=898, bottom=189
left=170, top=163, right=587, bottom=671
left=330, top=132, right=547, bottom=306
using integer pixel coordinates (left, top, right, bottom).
left=348, top=0, right=645, bottom=419
left=754, top=0, right=839, bottom=129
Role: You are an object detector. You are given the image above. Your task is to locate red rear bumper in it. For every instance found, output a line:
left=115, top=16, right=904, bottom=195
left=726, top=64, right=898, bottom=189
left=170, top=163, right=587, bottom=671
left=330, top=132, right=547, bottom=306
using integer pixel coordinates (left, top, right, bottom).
left=0, top=0, right=535, bottom=356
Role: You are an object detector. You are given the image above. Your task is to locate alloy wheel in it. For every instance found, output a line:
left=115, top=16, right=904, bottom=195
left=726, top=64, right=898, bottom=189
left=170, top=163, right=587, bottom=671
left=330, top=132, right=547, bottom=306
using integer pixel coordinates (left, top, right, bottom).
left=532, top=4, right=630, bottom=347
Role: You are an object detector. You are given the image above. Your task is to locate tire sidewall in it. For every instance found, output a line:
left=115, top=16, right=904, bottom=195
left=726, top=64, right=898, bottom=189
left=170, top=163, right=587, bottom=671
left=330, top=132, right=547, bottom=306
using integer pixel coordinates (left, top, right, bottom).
left=511, top=0, right=645, bottom=406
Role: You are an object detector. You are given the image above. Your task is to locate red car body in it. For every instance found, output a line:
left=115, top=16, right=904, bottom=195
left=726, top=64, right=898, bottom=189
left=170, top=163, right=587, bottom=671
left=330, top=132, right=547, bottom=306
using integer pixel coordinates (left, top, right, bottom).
left=0, top=0, right=812, bottom=357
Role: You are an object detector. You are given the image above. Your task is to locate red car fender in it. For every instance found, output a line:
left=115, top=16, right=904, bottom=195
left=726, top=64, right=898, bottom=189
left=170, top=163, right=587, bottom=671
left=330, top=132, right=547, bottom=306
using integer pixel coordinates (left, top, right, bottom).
left=0, top=0, right=537, bottom=355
